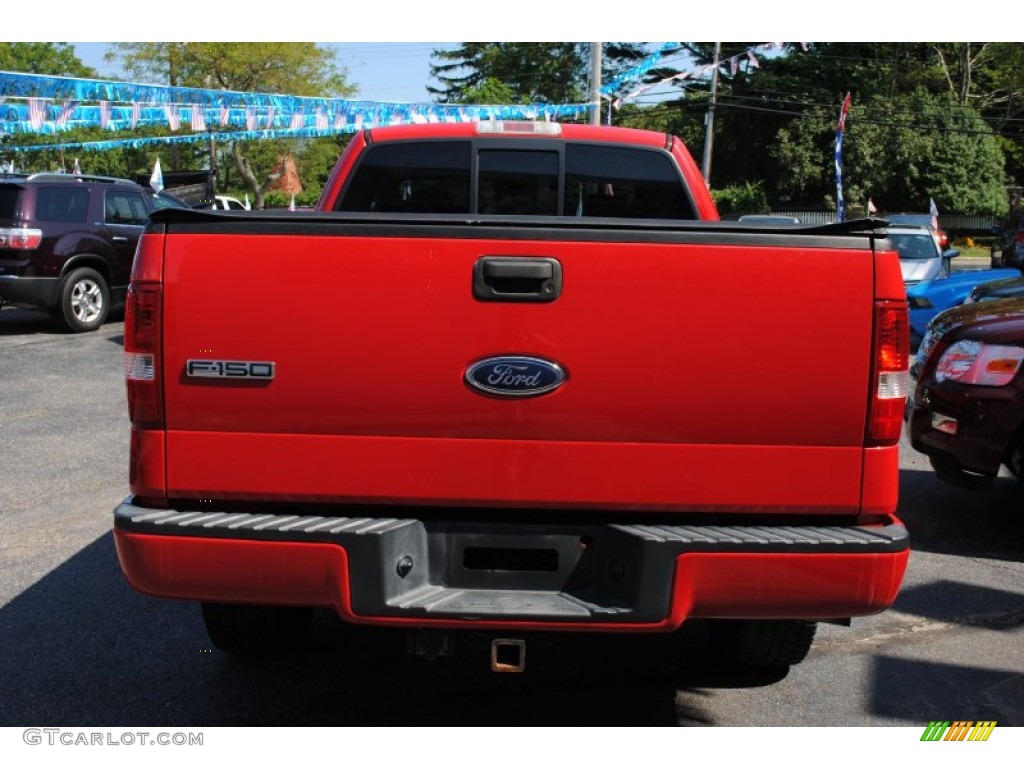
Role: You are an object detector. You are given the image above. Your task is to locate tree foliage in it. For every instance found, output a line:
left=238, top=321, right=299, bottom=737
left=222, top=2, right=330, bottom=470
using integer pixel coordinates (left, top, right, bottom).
left=639, top=42, right=1016, bottom=214
left=769, top=90, right=1007, bottom=216
left=0, top=42, right=96, bottom=77
left=105, top=43, right=354, bottom=208
left=428, top=43, right=648, bottom=106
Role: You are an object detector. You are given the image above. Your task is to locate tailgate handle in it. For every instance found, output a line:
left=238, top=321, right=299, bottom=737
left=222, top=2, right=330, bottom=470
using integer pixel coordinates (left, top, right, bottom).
left=474, top=256, right=562, bottom=303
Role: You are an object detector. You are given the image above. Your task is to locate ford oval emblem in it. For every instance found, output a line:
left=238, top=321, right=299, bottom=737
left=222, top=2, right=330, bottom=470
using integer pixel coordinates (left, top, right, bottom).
left=465, top=356, right=566, bottom=398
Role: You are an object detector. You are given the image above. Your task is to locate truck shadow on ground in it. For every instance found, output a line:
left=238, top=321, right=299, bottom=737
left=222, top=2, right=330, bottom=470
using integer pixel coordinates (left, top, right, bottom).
left=897, top=468, right=1023, bottom=563
left=0, top=532, right=793, bottom=727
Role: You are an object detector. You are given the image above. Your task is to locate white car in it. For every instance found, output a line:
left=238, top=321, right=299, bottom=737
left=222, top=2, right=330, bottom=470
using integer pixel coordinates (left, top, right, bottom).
left=210, top=195, right=250, bottom=211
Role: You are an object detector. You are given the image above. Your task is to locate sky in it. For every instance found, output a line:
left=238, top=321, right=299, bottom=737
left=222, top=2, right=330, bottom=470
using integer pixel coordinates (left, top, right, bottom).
left=70, top=42, right=456, bottom=104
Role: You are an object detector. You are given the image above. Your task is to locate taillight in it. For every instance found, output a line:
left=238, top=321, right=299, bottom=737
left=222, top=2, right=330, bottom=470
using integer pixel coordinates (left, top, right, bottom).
left=868, top=300, right=910, bottom=445
left=125, top=283, right=164, bottom=428
left=1015, top=232, right=1024, bottom=244
left=0, top=227, right=43, bottom=250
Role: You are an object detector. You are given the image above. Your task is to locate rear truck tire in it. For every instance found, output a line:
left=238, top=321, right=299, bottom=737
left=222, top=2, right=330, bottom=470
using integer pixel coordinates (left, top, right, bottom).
left=200, top=603, right=314, bottom=655
left=707, top=619, right=818, bottom=668
left=53, top=267, right=109, bottom=333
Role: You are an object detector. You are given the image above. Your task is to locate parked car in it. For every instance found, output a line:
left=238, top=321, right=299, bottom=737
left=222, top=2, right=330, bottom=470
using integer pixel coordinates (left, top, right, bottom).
left=967, top=275, right=1024, bottom=303
left=905, top=268, right=1021, bottom=350
left=0, top=172, right=179, bottom=332
left=210, top=195, right=250, bottom=211
left=885, top=212, right=949, bottom=248
left=989, top=208, right=1024, bottom=270
left=888, top=224, right=958, bottom=287
left=736, top=214, right=801, bottom=225
left=908, top=296, right=1024, bottom=491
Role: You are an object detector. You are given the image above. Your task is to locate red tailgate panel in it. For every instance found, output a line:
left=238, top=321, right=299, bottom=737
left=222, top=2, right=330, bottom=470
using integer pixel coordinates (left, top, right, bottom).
left=159, top=232, right=873, bottom=512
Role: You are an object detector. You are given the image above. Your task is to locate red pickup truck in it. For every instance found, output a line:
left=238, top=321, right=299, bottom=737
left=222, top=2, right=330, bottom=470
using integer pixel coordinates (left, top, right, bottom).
left=114, top=122, right=911, bottom=671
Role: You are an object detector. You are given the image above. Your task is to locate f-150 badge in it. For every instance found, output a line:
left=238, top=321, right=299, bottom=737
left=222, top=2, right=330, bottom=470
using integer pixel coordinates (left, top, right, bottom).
left=465, top=356, right=565, bottom=398
left=186, top=360, right=275, bottom=379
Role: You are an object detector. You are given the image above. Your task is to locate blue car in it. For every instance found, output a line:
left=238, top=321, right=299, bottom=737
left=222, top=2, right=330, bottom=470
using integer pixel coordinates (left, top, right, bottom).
left=906, top=269, right=1021, bottom=349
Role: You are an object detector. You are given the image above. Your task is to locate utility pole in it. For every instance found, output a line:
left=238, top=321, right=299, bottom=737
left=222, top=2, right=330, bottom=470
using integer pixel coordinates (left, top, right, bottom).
left=701, top=42, right=721, bottom=184
left=590, top=43, right=602, bottom=126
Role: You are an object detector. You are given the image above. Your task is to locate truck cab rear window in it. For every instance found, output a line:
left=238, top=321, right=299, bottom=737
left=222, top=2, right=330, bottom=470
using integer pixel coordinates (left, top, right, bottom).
left=337, top=139, right=693, bottom=219
left=479, top=149, right=559, bottom=216
left=338, top=141, right=472, bottom=214
left=565, top=144, right=694, bottom=219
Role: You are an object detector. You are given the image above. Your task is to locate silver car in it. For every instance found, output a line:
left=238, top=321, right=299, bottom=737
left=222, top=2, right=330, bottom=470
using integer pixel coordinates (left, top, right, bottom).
left=889, top=224, right=959, bottom=286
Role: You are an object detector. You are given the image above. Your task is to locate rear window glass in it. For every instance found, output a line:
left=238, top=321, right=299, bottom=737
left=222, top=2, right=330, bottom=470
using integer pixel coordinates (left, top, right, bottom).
left=338, top=141, right=471, bottom=213
left=891, top=233, right=939, bottom=260
left=0, top=186, right=21, bottom=219
left=479, top=149, right=559, bottom=216
left=564, top=144, right=694, bottom=219
left=35, top=187, right=90, bottom=223
left=335, top=138, right=693, bottom=220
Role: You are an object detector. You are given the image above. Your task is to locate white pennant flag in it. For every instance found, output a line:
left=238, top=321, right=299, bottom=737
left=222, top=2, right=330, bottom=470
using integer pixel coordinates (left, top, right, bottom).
left=164, top=104, right=181, bottom=131
left=149, top=158, right=164, bottom=193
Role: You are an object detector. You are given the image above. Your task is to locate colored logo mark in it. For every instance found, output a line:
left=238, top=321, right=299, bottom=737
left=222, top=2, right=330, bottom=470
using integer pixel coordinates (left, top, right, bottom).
left=920, top=721, right=996, bottom=742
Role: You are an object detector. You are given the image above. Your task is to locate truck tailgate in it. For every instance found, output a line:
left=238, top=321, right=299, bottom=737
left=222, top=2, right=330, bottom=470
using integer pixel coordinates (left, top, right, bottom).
left=159, top=223, right=874, bottom=513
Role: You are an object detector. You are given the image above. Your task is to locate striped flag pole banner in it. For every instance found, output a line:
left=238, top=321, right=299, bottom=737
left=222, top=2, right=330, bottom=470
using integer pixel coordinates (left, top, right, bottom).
left=835, top=91, right=852, bottom=222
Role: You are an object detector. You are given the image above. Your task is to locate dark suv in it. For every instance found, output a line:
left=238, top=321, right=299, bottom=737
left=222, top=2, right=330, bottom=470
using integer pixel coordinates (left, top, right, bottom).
left=0, top=173, right=187, bottom=332
left=908, top=296, right=1024, bottom=491
left=990, top=207, right=1024, bottom=270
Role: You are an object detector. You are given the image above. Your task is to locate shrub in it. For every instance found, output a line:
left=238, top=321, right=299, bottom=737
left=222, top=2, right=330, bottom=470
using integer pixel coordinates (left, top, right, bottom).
left=712, top=182, right=768, bottom=216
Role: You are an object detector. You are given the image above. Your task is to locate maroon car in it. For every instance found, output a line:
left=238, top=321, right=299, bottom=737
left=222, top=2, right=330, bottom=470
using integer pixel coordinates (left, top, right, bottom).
left=0, top=173, right=188, bottom=332
left=908, top=296, right=1024, bottom=490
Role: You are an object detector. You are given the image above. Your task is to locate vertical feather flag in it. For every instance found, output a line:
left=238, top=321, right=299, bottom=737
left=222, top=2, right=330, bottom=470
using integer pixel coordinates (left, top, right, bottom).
left=99, top=100, right=111, bottom=130
left=130, top=101, right=141, bottom=129
left=834, top=92, right=852, bottom=222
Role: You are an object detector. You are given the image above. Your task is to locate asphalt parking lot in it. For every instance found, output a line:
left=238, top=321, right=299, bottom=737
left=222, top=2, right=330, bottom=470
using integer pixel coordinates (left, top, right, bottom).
left=0, top=303, right=1021, bottom=729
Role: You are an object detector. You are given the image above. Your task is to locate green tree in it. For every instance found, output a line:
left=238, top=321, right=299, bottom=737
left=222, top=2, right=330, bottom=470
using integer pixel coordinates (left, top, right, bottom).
left=429, top=43, right=589, bottom=104
left=0, top=42, right=96, bottom=77
left=105, top=43, right=355, bottom=208
left=769, top=91, right=1007, bottom=216
left=428, top=43, right=648, bottom=107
